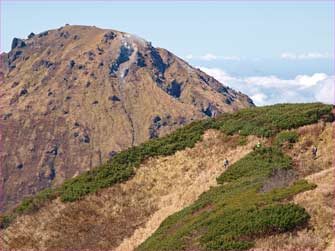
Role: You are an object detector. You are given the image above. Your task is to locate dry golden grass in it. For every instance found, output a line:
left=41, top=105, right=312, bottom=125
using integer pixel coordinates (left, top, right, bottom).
left=254, top=123, right=334, bottom=251
left=2, top=130, right=260, bottom=250
left=289, top=122, right=333, bottom=176
left=2, top=123, right=331, bottom=250
left=115, top=131, right=261, bottom=251
left=254, top=167, right=333, bottom=251
left=2, top=25, right=253, bottom=211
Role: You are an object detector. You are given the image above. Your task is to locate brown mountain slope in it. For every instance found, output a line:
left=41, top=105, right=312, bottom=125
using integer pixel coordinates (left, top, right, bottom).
left=0, top=25, right=253, bottom=211
left=253, top=122, right=334, bottom=251
left=1, top=130, right=260, bottom=250
left=1, top=122, right=332, bottom=250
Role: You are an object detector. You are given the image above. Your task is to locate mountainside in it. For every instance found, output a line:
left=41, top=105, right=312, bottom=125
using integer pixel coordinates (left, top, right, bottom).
left=0, top=25, right=254, bottom=211
left=1, top=103, right=333, bottom=251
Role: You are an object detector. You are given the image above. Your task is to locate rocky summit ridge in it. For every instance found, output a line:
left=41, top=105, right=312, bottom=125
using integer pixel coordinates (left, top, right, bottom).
left=0, top=25, right=253, bottom=211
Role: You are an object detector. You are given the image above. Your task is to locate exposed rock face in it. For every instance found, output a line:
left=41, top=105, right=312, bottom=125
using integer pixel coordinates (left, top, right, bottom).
left=11, top=38, right=26, bottom=50
left=0, top=25, right=254, bottom=211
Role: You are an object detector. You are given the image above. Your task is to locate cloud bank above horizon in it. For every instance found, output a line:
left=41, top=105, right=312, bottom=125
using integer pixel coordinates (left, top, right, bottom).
left=199, top=67, right=334, bottom=106
left=186, top=53, right=241, bottom=62
left=186, top=51, right=332, bottom=62
left=280, top=52, right=332, bottom=60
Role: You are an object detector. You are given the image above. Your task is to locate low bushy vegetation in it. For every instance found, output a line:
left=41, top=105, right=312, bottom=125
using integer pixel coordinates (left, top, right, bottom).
left=1, top=103, right=331, bottom=228
left=14, top=188, right=57, bottom=214
left=136, top=147, right=315, bottom=251
left=217, top=147, right=292, bottom=183
left=275, top=131, right=299, bottom=146
left=218, top=103, right=332, bottom=137
left=0, top=215, right=15, bottom=229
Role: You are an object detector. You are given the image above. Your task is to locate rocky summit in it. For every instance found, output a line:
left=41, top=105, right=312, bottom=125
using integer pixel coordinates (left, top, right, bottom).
left=0, top=25, right=253, bottom=211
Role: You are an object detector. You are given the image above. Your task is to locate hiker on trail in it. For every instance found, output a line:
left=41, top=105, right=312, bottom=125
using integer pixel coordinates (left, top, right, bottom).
left=256, top=142, right=261, bottom=149
left=223, top=159, right=229, bottom=168
left=312, top=145, right=318, bottom=159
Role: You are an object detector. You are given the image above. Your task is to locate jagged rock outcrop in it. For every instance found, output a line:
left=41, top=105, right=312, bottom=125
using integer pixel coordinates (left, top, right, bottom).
left=0, top=25, right=254, bottom=211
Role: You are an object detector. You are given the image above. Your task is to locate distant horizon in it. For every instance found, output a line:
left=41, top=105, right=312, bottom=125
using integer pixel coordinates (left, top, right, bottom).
left=1, top=1, right=333, bottom=105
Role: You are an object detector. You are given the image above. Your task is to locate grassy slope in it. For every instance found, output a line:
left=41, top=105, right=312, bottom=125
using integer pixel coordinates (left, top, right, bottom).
left=0, top=103, right=332, bottom=229
left=253, top=122, right=334, bottom=250
left=136, top=147, right=315, bottom=251
left=136, top=104, right=333, bottom=250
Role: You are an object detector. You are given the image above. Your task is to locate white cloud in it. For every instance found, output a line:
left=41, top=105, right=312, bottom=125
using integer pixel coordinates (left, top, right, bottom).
left=184, top=53, right=240, bottom=61
left=197, top=67, right=235, bottom=83
left=281, top=52, right=297, bottom=60
left=281, top=52, right=331, bottom=60
left=300, top=52, right=331, bottom=59
left=199, top=53, right=218, bottom=61
left=199, top=67, right=334, bottom=106
left=315, top=77, right=334, bottom=104
left=222, top=56, right=241, bottom=61
left=244, top=73, right=328, bottom=89
left=295, top=73, right=328, bottom=89
left=251, top=93, right=268, bottom=106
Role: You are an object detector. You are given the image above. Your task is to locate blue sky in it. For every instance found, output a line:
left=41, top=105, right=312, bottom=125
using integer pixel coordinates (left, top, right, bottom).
left=1, top=1, right=334, bottom=105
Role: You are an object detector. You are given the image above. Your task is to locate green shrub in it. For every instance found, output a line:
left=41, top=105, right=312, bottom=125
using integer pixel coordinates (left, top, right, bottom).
left=275, top=131, right=299, bottom=146
left=238, top=136, right=247, bottom=146
left=0, top=215, right=15, bottom=229
left=219, top=103, right=332, bottom=137
left=3, top=103, right=331, bottom=229
left=137, top=147, right=315, bottom=251
left=201, top=204, right=309, bottom=250
left=15, top=188, right=57, bottom=214
left=216, top=147, right=292, bottom=184
left=205, top=239, right=254, bottom=251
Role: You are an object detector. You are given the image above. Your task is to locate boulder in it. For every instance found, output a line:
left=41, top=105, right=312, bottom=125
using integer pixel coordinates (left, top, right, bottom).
left=8, top=50, right=22, bottom=65
left=38, top=31, right=49, bottom=38
left=149, top=115, right=162, bottom=139
left=109, top=95, right=120, bottom=102
left=167, top=80, right=182, bottom=98
left=102, top=31, right=116, bottom=43
left=68, top=60, right=75, bottom=69
left=152, top=115, right=161, bottom=123
left=28, top=32, right=35, bottom=39
left=108, top=151, right=117, bottom=158
left=11, top=38, right=26, bottom=50
left=59, top=31, right=70, bottom=38
left=136, top=52, right=146, bottom=67
left=202, top=104, right=219, bottom=117
left=80, top=135, right=90, bottom=143
left=2, top=113, right=12, bottom=120
left=19, top=89, right=28, bottom=97
left=46, top=145, right=58, bottom=156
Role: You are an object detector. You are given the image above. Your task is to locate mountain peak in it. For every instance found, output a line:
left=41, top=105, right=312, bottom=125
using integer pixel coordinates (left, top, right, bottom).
left=0, top=25, right=253, bottom=211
